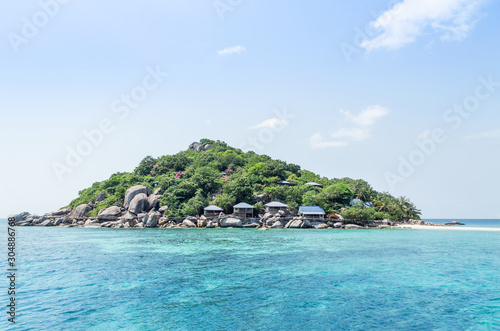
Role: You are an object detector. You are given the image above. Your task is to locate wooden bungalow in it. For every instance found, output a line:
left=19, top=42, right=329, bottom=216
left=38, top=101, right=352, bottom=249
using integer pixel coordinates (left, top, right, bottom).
left=299, top=206, right=326, bottom=220
left=204, top=205, right=224, bottom=217
left=233, top=202, right=254, bottom=219
left=265, top=201, right=288, bottom=214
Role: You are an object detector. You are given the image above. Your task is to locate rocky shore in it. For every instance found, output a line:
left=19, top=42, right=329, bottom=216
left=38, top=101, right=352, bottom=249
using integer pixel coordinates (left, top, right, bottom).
left=11, top=184, right=444, bottom=230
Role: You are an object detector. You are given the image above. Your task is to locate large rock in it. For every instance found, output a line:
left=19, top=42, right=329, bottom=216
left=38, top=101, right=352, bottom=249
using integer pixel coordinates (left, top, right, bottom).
left=158, top=217, right=169, bottom=226
left=220, top=218, right=242, bottom=228
left=120, top=211, right=137, bottom=221
left=147, top=194, right=159, bottom=211
left=314, top=223, right=327, bottom=229
left=285, top=219, right=311, bottom=229
left=13, top=212, right=30, bottom=223
left=271, top=221, right=284, bottom=228
left=158, top=205, right=169, bottom=214
left=334, top=222, right=343, bottom=228
left=197, top=217, right=207, bottom=228
left=128, top=193, right=149, bottom=214
left=53, top=218, right=65, bottom=226
left=206, top=221, right=214, bottom=228
left=189, top=142, right=205, bottom=152
left=70, top=204, right=92, bottom=219
left=138, top=213, right=148, bottom=225
left=182, top=219, right=197, bottom=228
left=98, top=206, right=122, bottom=221
left=145, top=212, right=160, bottom=228
left=49, top=208, right=72, bottom=216
left=40, top=219, right=52, bottom=226
left=123, top=185, right=150, bottom=208
left=266, top=217, right=278, bottom=227
left=345, top=224, right=363, bottom=229
left=275, top=210, right=286, bottom=217
left=95, top=192, right=106, bottom=203
left=261, top=212, right=273, bottom=222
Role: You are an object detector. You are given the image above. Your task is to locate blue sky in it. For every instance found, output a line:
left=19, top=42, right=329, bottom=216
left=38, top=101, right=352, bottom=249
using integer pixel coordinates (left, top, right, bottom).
left=1, top=0, right=499, bottom=218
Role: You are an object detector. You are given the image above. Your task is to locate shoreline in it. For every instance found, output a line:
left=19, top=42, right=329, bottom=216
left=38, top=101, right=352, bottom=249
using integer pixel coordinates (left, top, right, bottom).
left=397, top=224, right=500, bottom=232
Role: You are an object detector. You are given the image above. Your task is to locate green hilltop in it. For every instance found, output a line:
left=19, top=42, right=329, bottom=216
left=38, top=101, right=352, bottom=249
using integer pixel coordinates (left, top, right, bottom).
left=68, top=139, right=421, bottom=221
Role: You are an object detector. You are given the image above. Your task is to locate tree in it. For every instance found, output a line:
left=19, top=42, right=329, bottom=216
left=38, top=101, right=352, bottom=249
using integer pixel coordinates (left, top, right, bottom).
left=341, top=206, right=375, bottom=221
left=318, top=183, right=354, bottom=205
left=215, top=193, right=236, bottom=213
left=302, top=190, right=322, bottom=206
left=134, top=156, right=157, bottom=176
left=181, top=190, right=208, bottom=216
left=350, top=179, right=376, bottom=201
left=66, top=139, right=423, bottom=218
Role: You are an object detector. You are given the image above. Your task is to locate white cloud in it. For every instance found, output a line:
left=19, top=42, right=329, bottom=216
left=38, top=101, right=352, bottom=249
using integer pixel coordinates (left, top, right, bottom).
left=252, top=118, right=288, bottom=129
left=217, top=45, right=246, bottom=56
left=308, top=105, right=389, bottom=149
left=330, top=128, right=371, bottom=141
left=308, top=133, right=348, bottom=149
left=362, top=0, right=484, bottom=51
left=340, top=105, right=390, bottom=126
left=464, top=129, right=500, bottom=140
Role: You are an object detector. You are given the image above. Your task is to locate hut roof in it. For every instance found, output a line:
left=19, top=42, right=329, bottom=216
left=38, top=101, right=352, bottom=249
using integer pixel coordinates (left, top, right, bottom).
left=204, top=205, right=224, bottom=211
left=265, top=201, right=288, bottom=208
left=299, top=206, right=326, bottom=215
left=233, top=202, right=254, bottom=209
left=305, top=182, right=323, bottom=187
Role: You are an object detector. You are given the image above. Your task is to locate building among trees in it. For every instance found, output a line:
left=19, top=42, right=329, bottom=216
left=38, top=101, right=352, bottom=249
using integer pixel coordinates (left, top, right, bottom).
left=299, top=206, right=326, bottom=219
left=265, top=201, right=288, bottom=213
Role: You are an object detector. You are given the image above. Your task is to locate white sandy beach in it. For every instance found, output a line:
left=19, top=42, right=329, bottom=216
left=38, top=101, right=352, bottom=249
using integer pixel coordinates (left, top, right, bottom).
left=397, top=225, right=500, bottom=232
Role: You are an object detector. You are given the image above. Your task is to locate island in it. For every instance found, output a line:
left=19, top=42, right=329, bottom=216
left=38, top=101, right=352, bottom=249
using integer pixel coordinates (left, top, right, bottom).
left=13, top=139, right=438, bottom=229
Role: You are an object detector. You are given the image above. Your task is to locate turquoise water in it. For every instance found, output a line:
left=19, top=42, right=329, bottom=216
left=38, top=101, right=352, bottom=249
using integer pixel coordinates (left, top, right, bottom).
left=425, top=219, right=500, bottom=228
left=2, top=221, right=500, bottom=330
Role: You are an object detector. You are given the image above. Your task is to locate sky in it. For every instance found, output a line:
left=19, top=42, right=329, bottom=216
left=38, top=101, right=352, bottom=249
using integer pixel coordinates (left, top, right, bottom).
left=1, top=0, right=499, bottom=219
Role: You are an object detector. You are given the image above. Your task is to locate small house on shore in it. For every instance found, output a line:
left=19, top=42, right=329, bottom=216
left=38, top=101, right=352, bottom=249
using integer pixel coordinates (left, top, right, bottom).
left=299, top=206, right=325, bottom=220
left=233, top=202, right=254, bottom=219
left=278, top=180, right=293, bottom=186
left=265, top=201, right=288, bottom=213
left=204, top=205, right=224, bottom=216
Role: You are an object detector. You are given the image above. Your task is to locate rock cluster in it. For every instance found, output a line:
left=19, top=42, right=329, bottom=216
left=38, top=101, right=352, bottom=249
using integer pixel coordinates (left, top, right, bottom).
left=188, top=142, right=212, bottom=152
left=12, top=187, right=435, bottom=230
left=12, top=184, right=168, bottom=229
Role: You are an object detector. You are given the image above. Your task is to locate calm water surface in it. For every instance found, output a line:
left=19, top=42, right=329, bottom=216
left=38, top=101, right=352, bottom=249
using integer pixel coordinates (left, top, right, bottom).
left=2, top=220, right=499, bottom=330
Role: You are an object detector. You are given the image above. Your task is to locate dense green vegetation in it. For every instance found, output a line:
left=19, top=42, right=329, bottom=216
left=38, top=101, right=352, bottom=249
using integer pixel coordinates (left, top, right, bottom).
left=68, top=139, right=421, bottom=220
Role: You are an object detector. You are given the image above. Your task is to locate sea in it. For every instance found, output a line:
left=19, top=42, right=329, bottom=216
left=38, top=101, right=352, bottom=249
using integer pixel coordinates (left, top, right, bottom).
left=1, top=219, right=499, bottom=330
